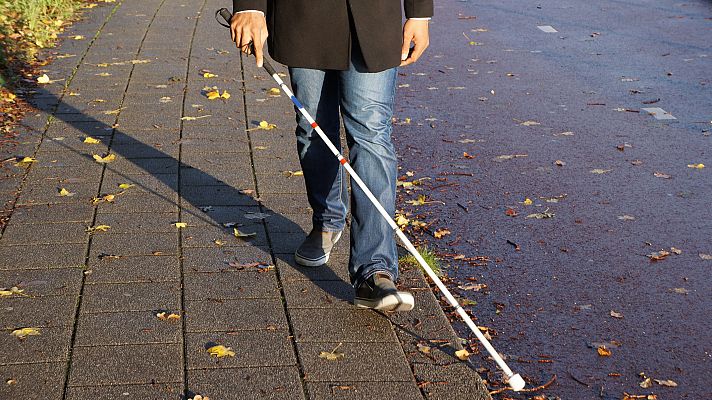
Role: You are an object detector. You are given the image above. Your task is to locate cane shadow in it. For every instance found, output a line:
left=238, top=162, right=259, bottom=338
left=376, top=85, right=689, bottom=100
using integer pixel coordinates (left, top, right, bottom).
left=23, top=88, right=350, bottom=302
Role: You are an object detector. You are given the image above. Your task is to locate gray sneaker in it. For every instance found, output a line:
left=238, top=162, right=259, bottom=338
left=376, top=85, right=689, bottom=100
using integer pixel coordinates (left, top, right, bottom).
left=294, top=229, right=342, bottom=267
left=354, top=273, right=414, bottom=312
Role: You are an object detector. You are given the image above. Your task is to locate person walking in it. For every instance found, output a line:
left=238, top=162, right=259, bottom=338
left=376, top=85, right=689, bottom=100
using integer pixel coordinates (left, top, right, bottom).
left=229, top=1, right=432, bottom=311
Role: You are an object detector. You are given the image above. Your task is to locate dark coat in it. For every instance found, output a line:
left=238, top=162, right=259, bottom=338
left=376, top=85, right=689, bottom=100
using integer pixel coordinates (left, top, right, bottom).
left=232, top=0, right=433, bottom=72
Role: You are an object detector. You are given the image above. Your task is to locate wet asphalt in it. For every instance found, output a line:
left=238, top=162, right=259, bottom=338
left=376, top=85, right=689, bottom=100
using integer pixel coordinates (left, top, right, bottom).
left=392, top=0, right=711, bottom=398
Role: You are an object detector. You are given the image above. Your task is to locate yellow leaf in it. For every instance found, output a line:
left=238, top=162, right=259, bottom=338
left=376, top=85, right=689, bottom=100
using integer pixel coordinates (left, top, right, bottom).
left=86, top=225, right=111, bottom=233
left=255, top=120, right=277, bottom=130
left=206, top=90, right=220, bottom=100
left=523, top=198, right=533, bottom=205
left=93, top=153, right=116, bottom=163
left=395, top=214, right=409, bottom=227
left=118, top=183, right=135, bottom=190
left=96, top=63, right=109, bottom=67
left=203, top=72, right=217, bottom=78
left=433, top=228, right=451, bottom=238
left=37, top=74, right=50, bottom=84
left=597, top=345, right=612, bottom=357
left=0, top=287, right=24, bottom=297
left=591, top=168, right=612, bottom=174
left=95, top=72, right=111, bottom=77
left=417, top=344, right=432, bottom=354
left=156, top=311, right=181, bottom=321
left=687, top=163, right=705, bottom=169
left=268, top=88, right=281, bottom=95
left=281, top=170, right=303, bottom=177
left=174, top=222, right=187, bottom=228
left=83, top=136, right=100, bottom=144
left=233, top=228, right=256, bottom=238
left=207, top=345, right=235, bottom=357
left=11, top=328, right=40, bottom=339
left=14, top=157, right=37, bottom=167
left=72, top=35, right=84, bottom=40
left=58, top=188, right=75, bottom=197
left=318, top=343, right=345, bottom=361
left=455, top=349, right=470, bottom=361
left=220, top=90, right=231, bottom=99
left=406, top=195, right=427, bottom=206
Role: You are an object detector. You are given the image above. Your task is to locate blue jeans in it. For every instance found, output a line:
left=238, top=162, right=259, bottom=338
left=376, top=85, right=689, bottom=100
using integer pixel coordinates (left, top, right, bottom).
left=288, top=49, right=398, bottom=289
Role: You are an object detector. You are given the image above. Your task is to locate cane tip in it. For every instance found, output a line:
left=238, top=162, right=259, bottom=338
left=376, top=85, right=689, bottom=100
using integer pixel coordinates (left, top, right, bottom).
left=508, top=374, right=525, bottom=391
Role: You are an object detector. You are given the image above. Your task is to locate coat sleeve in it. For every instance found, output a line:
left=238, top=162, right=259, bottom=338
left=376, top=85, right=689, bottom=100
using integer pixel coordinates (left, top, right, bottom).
left=233, top=0, right=267, bottom=13
left=404, top=0, right=434, bottom=19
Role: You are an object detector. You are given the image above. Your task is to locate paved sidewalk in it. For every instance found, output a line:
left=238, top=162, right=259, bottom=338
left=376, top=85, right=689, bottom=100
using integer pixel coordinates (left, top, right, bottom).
left=0, top=1, right=490, bottom=399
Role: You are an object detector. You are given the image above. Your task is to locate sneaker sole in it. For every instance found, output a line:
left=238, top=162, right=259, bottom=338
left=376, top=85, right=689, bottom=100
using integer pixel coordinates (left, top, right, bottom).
left=354, top=292, right=415, bottom=312
left=294, top=231, right=342, bottom=267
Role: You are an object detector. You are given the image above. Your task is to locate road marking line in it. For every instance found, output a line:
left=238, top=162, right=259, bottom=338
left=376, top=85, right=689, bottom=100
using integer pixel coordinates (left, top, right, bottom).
left=641, top=107, right=676, bottom=120
left=537, top=25, right=558, bottom=33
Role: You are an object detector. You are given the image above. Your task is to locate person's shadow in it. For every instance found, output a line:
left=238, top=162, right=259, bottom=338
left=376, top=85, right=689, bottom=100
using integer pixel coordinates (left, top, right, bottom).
left=21, top=86, right=351, bottom=303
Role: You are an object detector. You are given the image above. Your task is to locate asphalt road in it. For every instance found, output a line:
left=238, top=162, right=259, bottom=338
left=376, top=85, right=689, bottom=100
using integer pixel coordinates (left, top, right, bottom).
left=393, top=0, right=711, bottom=398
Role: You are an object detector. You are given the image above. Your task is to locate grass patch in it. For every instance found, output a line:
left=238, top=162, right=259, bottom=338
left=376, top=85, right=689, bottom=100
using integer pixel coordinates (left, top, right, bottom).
left=399, top=246, right=442, bottom=277
left=0, top=0, right=84, bottom=88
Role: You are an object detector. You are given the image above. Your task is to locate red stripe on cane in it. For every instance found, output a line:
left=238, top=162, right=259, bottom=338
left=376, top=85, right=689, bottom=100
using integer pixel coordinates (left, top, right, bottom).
left=310, top=122, right=318, bottom=128
left=340, top=158, right=347, bottom=165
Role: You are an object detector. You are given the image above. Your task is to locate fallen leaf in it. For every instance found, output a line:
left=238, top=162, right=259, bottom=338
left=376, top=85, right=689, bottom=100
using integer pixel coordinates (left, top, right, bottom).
left=505, top=208, right=518, bottom=217
left=455, top=349, right=471, bottom=360
left=181, top=115, right=211, bottom=121
left=463, top=152, right=476, bottom=159
left=282, top=170, right=304, bottom=177
left=58, top=188, right=75, bottom=197
left=639, top=377, right=653, bottom=388
left=687, top=163, right=705, bottom=169
left=522, top=198, right=533, bottom=206
left=672, top=288, right=689, bottom=294
left=0, top=287, right=24, bottom=297
left=591, top=169, right=612, bottom=174
left=597, top=345, right=612, bottom=357
left=95, top=72, right=111, bottom=77
left=221, top=90, right=230, bottom=99
left=207, top=345, right=235, bottom=357
left=83, top=136, right=100, bottom=144
left=72, top=35, right=84, bottom=40
left=458, top=283, right=487, bottom=291
left=493, top=154, right=528, bottom=162
left=233, top=228, right=256, bottom=238
left=519, top=120, right=540, bottom=126
left=11, top=328, right=40, bottom=339
left=555, top=159, right=566, bottom=166
left=395, top=214, right=409, bottom=227
left=257, top=120, right=277, bottom=130
left=526, top=209, right=555, bottom=219
left=647, top=250, right=670, bottom=261
left=699, top=253, right=712, bottom=260
left=118, top=183, right=135, bottom=190
left=174, top=222, right=187, bottom=228
left=407, top=195, right=427, bottom=206
left=268, top=88, right=281, bottom=95
left=203, top=72, right=218, bottom=78
left=205, top=90, right=221, bottom=100
left=610, top=310, right=623, bottom=319
left=654, top=379, right=678, bottom=387
left=86, top=225, right=111, bottom=233
left=319, top=343, right=345, bottom=361
left=417, top=343, right=432, bottom=354
left=156, top=312, right=181, bottom=321
left=618, top=215, right=635, bottom=221
left=433, top=228, right=451, bottom=238
left=37, top=74, right=50, bottom=84
left=654, top=171, right=671, bottom=179
left=93, top=153, right=116, bottom=163
left=14, top=157, right=37, bottom=167
left=670, top=247, right=682, bottom=255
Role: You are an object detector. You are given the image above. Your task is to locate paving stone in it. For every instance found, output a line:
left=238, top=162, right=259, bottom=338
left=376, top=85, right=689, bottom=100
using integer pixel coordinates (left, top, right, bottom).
left=290, top=308, right=397, bottom=343
left=389, top=290, right=457, bottom=341
left=264, top=212, right=313, bottom=233
left=298, top=341, right=413, bottom=382
left=182, top=246, right=273, bottom=274
left=65, top=383, right=183, bottom=400
left=180, top=204, right=263, bottom=227
left=81, top=282, right=181, bottom=313
left=107, top=157, right=178, bottom=175
left=0, top=221, right=88, bottom=245
left=93, top=212, right=179, bottom=233
left=45, top=120, right=114, bottom=138
left=0, top=362, right=65, bottom=400
left=283, top=279, right=354, bottom=309
left=258, top=193, right=314, bottom=215
left=0, top=267, right=83, bottom=296
left=184, top=270, right=280, bottom=300
left=181, top=224, right=268, bottom=248
left=185, top=298, right=287, bottom=332
left=111, top=142, right=180, bottom=159
left=0, top=243, right=86, bottom=269
left=0, top=325, right=72, bottom=364
left=7, top=203, right=94, bottom=224
left=276, top=253, right=352, bottom=283
left=86, top=255, right=180, bottom=283
left=306, top=381, right=423, bottom=400
left=68, top=343, right=183, bottom=386
left=186, top=330, right=296, bottom=369
left=88, top=232, right=177, bottom=257
left=75, top=311, right=181, bottom=346
left=256, top=173, right=308, bottom=194
left=0, top=296, right=77, bottom=328
left=187, top=366, right=304, bottom=400
left=100, top=171, right=178, bottom=196
left=180, top=164, right=256, bottom=188
left=24, top=164, right=103, bottom=183
left=412, top=363, right=490, bottom=400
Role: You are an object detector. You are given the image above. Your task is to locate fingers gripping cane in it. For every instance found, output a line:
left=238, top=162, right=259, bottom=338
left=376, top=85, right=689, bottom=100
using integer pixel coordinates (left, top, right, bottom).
left=216, top=8, right=525, bottom=391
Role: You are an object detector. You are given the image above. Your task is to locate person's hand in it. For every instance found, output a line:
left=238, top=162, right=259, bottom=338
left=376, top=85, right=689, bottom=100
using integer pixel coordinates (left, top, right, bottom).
left=400, top=19, right=430, bottom=67
left=230, top=11, right=268, bottom=68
